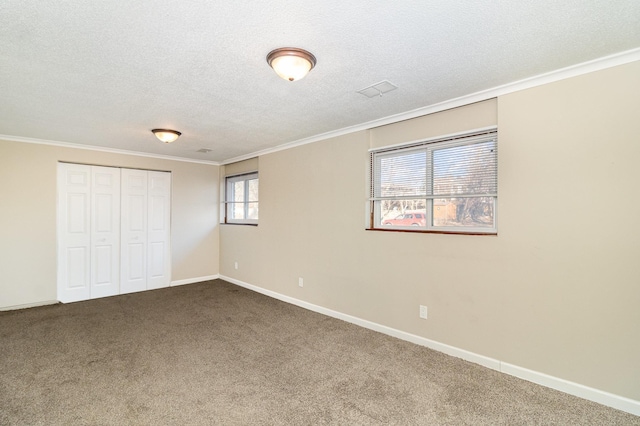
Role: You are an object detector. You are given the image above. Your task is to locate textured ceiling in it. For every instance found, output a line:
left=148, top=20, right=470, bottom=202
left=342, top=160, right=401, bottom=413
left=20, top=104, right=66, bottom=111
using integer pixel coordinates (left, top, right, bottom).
left=1, top=1, right=639, bottom=163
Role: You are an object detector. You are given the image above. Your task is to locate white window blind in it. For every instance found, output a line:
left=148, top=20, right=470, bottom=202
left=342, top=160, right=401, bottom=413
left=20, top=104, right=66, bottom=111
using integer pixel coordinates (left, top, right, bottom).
left=370, top=130, right=497, bottom=233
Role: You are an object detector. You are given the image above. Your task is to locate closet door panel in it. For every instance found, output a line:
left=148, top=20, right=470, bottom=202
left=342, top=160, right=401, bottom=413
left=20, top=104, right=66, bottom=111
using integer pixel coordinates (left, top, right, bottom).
left=66, top=247, right=89, bottom=289
left=121, top=169, right=148, bottom=294
left=147, top=171, right=171, bottom=290
left=94, top=245, right=113, bottom=283
left=58, top=163, right=91, bottom=303
left=148, top=242, right=165, bottom=277
left=90, top=166, right=120, bottom=299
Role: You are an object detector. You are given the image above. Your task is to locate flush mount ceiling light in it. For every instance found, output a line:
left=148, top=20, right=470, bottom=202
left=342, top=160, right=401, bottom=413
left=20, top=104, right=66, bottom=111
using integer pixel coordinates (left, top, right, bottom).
left=266, top=47, right=317, bottom=82
left=152, top=129, right=181, bottom=143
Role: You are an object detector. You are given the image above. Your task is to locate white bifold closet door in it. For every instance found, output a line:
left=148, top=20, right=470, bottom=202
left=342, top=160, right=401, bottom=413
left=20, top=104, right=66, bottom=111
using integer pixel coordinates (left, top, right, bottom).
left=58, top=164, right=171, bottom=303
left=120, top=169, right=171, bottom=294
left=58, top=163, right=121, bottom=303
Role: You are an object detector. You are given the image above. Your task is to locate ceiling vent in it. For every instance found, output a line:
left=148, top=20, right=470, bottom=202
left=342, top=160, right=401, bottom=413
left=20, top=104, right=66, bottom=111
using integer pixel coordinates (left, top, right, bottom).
left=357, top=80, right=398, bottom=98
left=197, top=148, right=212, bottom=153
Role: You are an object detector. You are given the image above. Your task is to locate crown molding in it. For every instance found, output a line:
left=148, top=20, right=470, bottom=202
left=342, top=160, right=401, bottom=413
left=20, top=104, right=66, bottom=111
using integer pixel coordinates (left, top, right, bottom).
left=222, top=47, right=640, bottom=165
left=3, top=47, right=638, bottom=167
left=0, top=134, right=221, bottom=166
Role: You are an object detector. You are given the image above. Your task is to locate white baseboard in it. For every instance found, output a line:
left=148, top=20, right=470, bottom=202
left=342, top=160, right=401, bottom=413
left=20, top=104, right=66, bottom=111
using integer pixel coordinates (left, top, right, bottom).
left=171, top=274, right=219, bottom=287
left=0, top=300, right=59, bottom=311
left=219, top=275, right=640, bottom=417
left=1, top=277, right=219, bottom=310
left=500, top=363, right=640, bottom=417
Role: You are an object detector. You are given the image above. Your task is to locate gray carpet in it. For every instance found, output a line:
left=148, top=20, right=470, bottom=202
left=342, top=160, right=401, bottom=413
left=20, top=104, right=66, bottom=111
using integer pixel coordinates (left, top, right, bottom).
left=1, top=280, right=637, bottom=425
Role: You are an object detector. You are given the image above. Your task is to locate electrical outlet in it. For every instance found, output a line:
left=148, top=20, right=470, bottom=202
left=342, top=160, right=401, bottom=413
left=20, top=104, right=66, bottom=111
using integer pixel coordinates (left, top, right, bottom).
left=298, top=277, right=304, bottom=287
left=419, top=305, right=428, bottom=319
left=234, top=261, right=238, bottom=270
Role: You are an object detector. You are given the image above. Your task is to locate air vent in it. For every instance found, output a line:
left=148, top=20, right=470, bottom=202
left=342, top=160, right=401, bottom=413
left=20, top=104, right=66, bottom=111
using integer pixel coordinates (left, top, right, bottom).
left=197, top=148, right=212, bottom=153
left=357, top=80, right=398, bottom=98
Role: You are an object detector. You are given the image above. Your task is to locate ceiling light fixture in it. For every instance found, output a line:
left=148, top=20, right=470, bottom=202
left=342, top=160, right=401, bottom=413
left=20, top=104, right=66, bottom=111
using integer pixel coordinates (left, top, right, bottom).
left=152, top=129, right=181, bottom=143
left=266, top=47, right=316, bottom=82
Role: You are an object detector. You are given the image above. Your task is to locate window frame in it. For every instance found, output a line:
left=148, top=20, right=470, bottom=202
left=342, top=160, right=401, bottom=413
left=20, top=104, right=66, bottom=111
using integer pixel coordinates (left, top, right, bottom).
left=369, top=129, right=497, bottom=235
left=224, top=171, right=259, bottom=225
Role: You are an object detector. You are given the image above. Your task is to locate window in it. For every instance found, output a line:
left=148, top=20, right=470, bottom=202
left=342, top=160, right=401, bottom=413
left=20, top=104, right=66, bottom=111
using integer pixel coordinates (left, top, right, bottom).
left=370, top=130, right=497, bottom=233
left=224, top=172, right=258, bottom=224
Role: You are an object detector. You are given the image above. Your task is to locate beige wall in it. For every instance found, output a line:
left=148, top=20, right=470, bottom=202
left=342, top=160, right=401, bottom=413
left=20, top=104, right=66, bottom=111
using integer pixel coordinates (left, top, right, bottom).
left=370, top=98, right=497, bottom=148
left=0, top=141, right=220, bottom=309
left=220, top=61, right=640, bottom=401
left=223, top=157, right=259, bottom=176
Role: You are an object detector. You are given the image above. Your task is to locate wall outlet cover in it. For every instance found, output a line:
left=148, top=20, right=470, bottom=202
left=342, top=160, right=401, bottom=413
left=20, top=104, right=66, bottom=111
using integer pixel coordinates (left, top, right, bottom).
left=419, top=305, right=428, bottom=319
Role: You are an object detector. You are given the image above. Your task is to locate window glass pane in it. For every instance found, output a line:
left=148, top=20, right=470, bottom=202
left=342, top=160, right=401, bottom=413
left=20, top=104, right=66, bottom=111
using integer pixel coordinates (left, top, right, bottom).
left=377, top=151, right=427, bottom=197
left=248, top=178, right=259, bottom=202
left=378, top=199, right=427, bottom=227
left=231, top=203, right=245, bottom=220
left=230, top=181, right=245, bottom=219
left=233, top=181, right=245, bottom=202
left=432, top=197, right=494, bottom=228
left=247, top=202, right=259, bottom=220
left=433, top=140, right=497, bottom=196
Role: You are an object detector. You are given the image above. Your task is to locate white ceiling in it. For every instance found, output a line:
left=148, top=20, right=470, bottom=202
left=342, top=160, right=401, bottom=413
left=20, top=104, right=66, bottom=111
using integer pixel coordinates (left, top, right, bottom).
left=1, top=1, right=639, bottom=163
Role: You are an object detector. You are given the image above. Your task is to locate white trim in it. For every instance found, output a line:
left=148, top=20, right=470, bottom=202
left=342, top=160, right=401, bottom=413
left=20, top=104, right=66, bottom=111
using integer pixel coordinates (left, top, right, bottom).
left=0, top=276, right=220, bottom=309
left=2, top=49, right=638, bottom=166
left=501, top=363, right=640, bottom=416
left=0, top=300, right=59, bottom=311
left=171, top=275, right=219, bottom=287
left=219, top=274, right=640, bottom=417
left=221, top=274, right=502, bottom=370
left=223, top=48, right=640, bottom=164
left=0, top=134, right=221, bottom=166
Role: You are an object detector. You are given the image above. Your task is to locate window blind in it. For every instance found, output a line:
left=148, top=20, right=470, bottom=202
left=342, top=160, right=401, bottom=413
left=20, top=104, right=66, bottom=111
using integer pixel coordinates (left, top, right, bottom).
left=371, top=130, right=497, bottom=201
left=370, top=129, right=497, bottom=233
